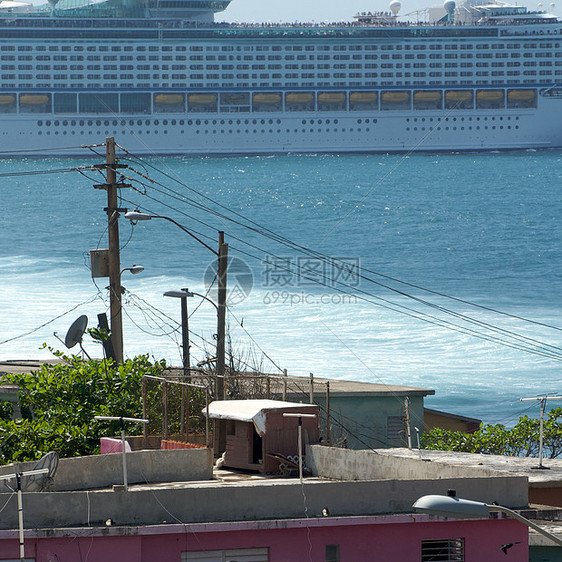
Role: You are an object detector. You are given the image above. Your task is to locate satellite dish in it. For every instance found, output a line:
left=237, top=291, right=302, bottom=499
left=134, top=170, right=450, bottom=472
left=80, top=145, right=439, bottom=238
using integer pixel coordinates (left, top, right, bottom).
left=24, top=451, right=59, bottom=492
left=65, top=315, right=88, bottom=349
left=390, top=0, right=401, bottom=15
left=64, top=315, right=91, bottom=359
left=0, top=452, right=59, bottom=493
left=444, top=0, right=456, bottom=15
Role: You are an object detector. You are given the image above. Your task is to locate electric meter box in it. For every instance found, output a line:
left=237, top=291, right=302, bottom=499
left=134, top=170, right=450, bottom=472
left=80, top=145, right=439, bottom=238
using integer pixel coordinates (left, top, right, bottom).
left=90, top=249, right=110, bottom=278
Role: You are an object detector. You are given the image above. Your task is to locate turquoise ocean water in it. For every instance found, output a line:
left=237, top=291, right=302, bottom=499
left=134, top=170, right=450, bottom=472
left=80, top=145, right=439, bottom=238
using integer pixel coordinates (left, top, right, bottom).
left=1, top=149, right=562, bottom=426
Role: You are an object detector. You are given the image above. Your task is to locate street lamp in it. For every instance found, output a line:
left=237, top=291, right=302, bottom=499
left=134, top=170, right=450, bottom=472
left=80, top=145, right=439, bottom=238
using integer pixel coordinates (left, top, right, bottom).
left=413, top=492, right=562, bottom=546
left=163, top=288, right=219, bottom=379
left=120, top=264, right=145, bottom=276
left=163, top=288, right=194, bottom=378
left=125, top=211, right=228, bottom=402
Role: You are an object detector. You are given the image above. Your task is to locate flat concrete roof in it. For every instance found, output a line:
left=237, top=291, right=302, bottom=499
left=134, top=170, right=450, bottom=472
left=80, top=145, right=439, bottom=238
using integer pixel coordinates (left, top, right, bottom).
left=0, top=360, right=60, bottom=374
left=303, top=376, right=434, bottom=397
left=377, top=448, right=562, bottom=485
left=0, top=361, right=435, bottom=397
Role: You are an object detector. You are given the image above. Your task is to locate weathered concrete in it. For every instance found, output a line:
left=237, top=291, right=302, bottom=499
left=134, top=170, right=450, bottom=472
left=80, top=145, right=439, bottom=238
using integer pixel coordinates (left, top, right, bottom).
left=376, top=447, right=562, bottom=484
left=0, top=474, right=528, bottom=530
left=307, top=444, right=502, bottom=481
left=0, top=448, right=213, bottom=491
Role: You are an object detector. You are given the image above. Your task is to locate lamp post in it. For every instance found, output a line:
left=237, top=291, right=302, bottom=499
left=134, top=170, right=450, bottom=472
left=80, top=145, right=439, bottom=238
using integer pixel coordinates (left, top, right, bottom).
left=125, top=211, right=228, bottom=401
left=413, top=492, right=562, bottom=546
left=163, top=288, right=195, bottom=378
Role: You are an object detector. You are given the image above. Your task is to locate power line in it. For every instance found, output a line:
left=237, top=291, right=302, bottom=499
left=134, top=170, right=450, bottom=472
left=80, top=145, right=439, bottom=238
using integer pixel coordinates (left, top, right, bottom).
left=118, top=182, right=562, bottom=362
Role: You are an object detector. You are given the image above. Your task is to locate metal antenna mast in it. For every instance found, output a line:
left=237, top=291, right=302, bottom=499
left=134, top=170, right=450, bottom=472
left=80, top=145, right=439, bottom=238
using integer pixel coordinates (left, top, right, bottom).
left=94, top=416, right=149, bottom=490
left=0, top=468, right=49, bottom=562
left=520, top=395, right=562, bottom=469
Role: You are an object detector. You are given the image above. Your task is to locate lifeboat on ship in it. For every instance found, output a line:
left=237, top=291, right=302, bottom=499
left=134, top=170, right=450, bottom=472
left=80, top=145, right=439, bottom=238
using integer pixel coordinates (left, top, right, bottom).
left=19, top=94, right=49, bottom=106
left=188, top=94, right=217, bottom=105
left=414, top=91, right=441, bottom=102
left=154, top=94, right=184, bottom=105
left=286, top=93, right=314, bottom=104
left=445, top=91, right=472, bottom=103
left=382, top=92, right=409, bottom=103
left=507, top=89, right=536, bottom=102
left=381, top=91, right=410, bottom=108
left=476, top=90, right=504, bottom=102
left=253, top=93, right=281, bottom=104
left=0, top=94, right=15, bottom=105
left=350, top=92, right=378, bottom=104
left=413, top=91, right=441, bottom=109
left=317, top=93, right=346, bottom=104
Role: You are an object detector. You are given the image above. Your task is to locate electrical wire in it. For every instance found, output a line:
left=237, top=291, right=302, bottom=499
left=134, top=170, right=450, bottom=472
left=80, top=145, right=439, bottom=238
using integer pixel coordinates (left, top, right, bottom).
left=117, top=187, right=548, bottom=363
left=119, top=155, right=562, bottom=338
left=117, top=160, right=562, bottom=348
left=0, top=295, right=98, bottom=346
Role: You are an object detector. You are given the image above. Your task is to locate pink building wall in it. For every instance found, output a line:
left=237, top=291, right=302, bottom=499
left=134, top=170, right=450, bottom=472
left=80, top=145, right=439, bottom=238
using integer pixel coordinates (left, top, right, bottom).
left=0, top=515, right=528, bottom=562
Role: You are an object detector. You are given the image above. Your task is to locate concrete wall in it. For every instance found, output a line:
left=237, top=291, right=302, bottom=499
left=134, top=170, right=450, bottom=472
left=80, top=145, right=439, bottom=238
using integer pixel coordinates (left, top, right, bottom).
left=314, top=394, right=425, bottom=450
left=0, top=516, right=527, bottom=562
left=0, top=471, right=528, bottom=530
left=0, top=448, right=213, bottom=491
left=307, top=444, right=503, bottom=481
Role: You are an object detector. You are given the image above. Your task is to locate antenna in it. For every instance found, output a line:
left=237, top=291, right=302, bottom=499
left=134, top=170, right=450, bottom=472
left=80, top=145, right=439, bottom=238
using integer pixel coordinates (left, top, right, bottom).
left=520, top=395, right=562, bottom=469
left=94, top=416, right=149, bottom=491
left=0, top=468, right=50, bottom=561
left=64, top=315, right=91, bottom=360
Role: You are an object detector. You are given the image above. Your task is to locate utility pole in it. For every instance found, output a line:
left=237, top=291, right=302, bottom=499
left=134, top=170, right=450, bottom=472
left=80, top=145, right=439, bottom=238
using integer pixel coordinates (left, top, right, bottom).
left=216, top=230, right=228, bottom=400
left=404, top=397, right=412, bottom=449
left=93, top=137, right=131, bottom=363
left=214, top=231, right=228, bottom=457
left=105, top=138, right=123, bottom=364
left=180, top=289, right=190, bottom=437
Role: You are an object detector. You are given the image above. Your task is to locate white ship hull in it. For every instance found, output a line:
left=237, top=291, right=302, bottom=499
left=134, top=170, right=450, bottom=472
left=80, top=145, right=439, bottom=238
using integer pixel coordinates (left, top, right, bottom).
left=2, top=96, right=560, bottom=156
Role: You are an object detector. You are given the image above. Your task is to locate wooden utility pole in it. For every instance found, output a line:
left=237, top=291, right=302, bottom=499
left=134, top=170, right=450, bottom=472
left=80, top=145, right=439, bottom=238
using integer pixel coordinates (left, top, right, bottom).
left=216, top=231, right=228, bottom=400
left=106, top=137, right=124, bottom=364
left=404, top=397, right=412, bottom=449
left=214, top=231, right=228, bottom=456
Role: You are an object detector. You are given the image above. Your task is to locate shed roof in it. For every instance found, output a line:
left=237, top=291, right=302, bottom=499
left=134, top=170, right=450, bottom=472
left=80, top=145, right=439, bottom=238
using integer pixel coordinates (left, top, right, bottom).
left=205, top=399, right=318, bottom=436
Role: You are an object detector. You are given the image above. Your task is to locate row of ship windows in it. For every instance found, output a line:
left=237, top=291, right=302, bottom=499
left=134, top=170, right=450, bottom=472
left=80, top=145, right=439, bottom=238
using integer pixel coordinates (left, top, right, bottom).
left=34, top=116, right=519, bottom=127
left=2, top=89, right=537, bottom=116
left=4, top=70, right=558, bottom=83
left=34, top=121, right=521, bottom=138
left=2, top=42, right=557, bottom=53
left=3, top=52, right=560, bottom=63
left=3, top=60, right=559, bottom=70
left=4, top=62, right=558, bottom=73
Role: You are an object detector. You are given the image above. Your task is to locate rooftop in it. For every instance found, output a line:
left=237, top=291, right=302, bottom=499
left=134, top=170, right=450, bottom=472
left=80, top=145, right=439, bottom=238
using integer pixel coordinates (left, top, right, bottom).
left=378, top=447, right=562, bottom=485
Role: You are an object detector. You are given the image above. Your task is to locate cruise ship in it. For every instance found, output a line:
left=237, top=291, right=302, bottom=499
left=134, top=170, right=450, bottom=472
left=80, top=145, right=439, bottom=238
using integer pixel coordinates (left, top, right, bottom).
left=0, top=0, right=561, bottom=155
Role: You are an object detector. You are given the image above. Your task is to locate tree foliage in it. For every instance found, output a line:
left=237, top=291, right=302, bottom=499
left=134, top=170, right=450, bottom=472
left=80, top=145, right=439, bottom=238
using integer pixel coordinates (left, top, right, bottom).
left=422, top=408, right=562, bottom=458
left=0, top=351, right=168, bottom=464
